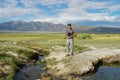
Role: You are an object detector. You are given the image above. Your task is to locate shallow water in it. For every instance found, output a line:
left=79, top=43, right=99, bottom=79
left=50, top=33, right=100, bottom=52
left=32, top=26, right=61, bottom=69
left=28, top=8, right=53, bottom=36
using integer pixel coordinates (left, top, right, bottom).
left=15, top=65, right=120, bottom=80
left=15, top=55, right=120, bottom=80
left=14, top=64, right=43, bottom=80
left=14, top=55, right=45, bottom=80
left=83, top=66, right=120, bottom=80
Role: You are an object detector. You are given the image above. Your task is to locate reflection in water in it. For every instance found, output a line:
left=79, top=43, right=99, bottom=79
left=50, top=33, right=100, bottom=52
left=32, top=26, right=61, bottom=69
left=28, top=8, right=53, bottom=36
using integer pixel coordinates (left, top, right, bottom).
left=38, top=55, right=45, bottom=61
left=15, top=55, right=120, bottom=80
left=84, top=66, right=120, bottom=80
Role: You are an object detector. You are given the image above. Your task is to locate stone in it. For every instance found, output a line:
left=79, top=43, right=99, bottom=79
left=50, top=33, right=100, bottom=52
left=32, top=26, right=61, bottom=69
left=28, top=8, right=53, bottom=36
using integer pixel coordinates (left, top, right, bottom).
left=45, top=47, right=120, bottom=76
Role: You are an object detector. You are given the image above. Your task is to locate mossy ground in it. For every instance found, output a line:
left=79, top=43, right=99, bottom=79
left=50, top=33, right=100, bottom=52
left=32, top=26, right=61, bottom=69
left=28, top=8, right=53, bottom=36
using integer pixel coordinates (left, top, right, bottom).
left=0, top=33, right=120, bottom=80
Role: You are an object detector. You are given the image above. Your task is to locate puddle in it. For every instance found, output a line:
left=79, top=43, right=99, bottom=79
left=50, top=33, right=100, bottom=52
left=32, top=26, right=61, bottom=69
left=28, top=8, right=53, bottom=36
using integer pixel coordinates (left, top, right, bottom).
left=83, top=66, right=120, bottom=80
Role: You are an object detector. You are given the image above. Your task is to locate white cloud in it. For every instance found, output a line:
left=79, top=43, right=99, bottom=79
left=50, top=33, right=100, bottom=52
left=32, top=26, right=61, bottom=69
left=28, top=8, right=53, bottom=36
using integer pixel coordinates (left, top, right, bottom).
left=38, top=0, right=68, bottom=6
left=45, top=0, right=120, bottom=23
left=108, top=4, right=120, bottom=12
left=0, top=0, right=120, bottom=23
left=0, top=0, right=67, bottom=19
left=114, top=16, right=120, bottom=22
left=0, top=7, right=42, bottom=18
left=34, top=13, right=117, bottom=24
left=0, top=0, right=44, bottom=18
left=35, top=0, right=119, bottom=23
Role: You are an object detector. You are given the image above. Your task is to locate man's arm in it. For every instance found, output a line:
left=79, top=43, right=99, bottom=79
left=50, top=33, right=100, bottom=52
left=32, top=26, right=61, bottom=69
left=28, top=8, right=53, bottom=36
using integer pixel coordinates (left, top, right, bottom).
left=70, top=31, right=76, bottom=38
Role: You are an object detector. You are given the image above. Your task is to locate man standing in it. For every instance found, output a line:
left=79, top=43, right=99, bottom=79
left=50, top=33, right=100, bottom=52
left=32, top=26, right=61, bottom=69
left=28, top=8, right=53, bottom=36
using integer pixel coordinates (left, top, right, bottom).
left=65, top=23, right=75, bottom=56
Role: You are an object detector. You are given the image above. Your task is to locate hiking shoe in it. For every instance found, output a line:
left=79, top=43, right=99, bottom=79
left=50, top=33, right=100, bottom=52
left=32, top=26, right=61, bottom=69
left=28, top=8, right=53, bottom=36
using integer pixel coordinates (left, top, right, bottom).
left=66, top=54, right=70, bottom=57
left=71, top=53, right=74, bottom=56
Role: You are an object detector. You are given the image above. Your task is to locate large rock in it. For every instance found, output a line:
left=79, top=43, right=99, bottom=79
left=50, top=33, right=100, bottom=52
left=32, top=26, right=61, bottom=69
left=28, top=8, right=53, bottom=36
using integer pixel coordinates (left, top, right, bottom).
left=45, top=47, right=120, bottom=76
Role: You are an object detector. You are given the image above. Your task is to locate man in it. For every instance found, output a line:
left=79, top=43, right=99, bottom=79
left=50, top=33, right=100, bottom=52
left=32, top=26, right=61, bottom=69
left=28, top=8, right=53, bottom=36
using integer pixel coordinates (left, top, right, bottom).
left=65, top=23, right=75, bottom=56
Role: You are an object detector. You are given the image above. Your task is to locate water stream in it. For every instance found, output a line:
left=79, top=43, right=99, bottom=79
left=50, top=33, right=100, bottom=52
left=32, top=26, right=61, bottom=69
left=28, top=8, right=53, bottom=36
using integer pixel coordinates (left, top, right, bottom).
left=14, top=55, right=120, bottom=80
left=83, top=66, right=120, bottom=80
left=14, top=55, right=45, bottom=80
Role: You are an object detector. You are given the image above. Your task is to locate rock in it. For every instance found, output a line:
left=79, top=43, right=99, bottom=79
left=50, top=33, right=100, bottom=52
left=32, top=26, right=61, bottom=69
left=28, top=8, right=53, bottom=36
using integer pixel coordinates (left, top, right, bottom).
left=0, top=62, right=12, bottom=74
left=13, top=41, right=17, bottom=44
left=41, top=73, right=53, bottom=80
left=6, top=51, right=18, bottom=57
left=35, top=79, right=40, bottom=80
left=5, top=51, right=27, bottom=62
left=45, top=48, right=120, bottom=76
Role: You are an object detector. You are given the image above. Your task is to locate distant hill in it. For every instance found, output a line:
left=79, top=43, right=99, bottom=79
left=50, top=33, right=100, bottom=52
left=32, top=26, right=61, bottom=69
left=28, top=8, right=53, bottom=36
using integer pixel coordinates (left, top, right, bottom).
left=75, top=26, right=120, bottom=34
left=0, top=21, right=66, bottom=31
left=75, top=20, right=120, bottom=27
left=0, top=21, right=120, bottom=33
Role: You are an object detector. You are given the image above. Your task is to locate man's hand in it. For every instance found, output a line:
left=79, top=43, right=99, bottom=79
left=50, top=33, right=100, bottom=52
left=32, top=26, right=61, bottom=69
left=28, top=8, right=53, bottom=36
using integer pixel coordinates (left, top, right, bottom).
left=67, top=35, right=73, bottom=39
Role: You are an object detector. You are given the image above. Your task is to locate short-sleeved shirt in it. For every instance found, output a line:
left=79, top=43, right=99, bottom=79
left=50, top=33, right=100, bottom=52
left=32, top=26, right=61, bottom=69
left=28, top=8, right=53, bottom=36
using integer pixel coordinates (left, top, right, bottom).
left=66, top=29, right=74, bottom=39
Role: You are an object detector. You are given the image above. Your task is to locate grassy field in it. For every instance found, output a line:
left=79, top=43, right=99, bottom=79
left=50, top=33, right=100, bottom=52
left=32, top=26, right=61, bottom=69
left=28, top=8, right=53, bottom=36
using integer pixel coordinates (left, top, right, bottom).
left=0, top=33, right=120, bottom=49
left=0, top=33, right=120, bottom=80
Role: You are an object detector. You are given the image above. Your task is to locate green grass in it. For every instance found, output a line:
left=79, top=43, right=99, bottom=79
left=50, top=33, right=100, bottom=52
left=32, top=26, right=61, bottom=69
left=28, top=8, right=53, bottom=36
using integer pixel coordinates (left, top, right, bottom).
left=1, top=33, right=120, bottom=49
left=0, top=52, right=18, bottom=80
left=0, top=33, right=120, bottom=80
left=76, top=34, right=120, bottom=48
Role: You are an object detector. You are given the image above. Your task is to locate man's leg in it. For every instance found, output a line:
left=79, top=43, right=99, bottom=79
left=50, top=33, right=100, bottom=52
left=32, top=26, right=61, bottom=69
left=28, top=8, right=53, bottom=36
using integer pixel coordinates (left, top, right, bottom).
left=66, top=39, right=70, bottom=56
left=70, top=39, right=74, bottom=55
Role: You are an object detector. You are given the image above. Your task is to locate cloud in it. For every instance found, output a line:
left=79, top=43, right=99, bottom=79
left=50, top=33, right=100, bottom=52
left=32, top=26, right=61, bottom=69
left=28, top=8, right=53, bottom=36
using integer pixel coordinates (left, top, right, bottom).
left=0, top=7, right=42, bottom=18
left=38, top=0, right=68, bottom=6
left=108, top=4, right=120, bottom=12
left=0, top=0, right=44, bottom=19
left=35, top=0, right=120, bottom=23
left=0, top=0, right=120, bottom=23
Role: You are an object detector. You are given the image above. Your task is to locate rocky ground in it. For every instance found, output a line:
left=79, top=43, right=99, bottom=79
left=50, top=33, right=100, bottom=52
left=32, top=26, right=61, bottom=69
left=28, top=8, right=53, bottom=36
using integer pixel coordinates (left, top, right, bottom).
left=44, top=46, right=120, bottom=77
left=1, top=45, right=120, bottom=80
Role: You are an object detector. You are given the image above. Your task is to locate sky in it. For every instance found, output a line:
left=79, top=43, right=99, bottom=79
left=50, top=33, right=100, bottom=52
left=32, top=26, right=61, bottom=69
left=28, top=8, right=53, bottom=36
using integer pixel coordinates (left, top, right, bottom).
left=0, top=0, right=120, bottom=24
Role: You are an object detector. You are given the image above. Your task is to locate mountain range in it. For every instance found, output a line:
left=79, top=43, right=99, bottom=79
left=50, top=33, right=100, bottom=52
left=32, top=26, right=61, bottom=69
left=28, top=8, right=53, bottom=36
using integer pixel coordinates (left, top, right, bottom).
left=0, top=21, right=120, bottom=33
left=0, top=21, right=66, bottom=31
left=75, top=20, right=120, bottom=27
